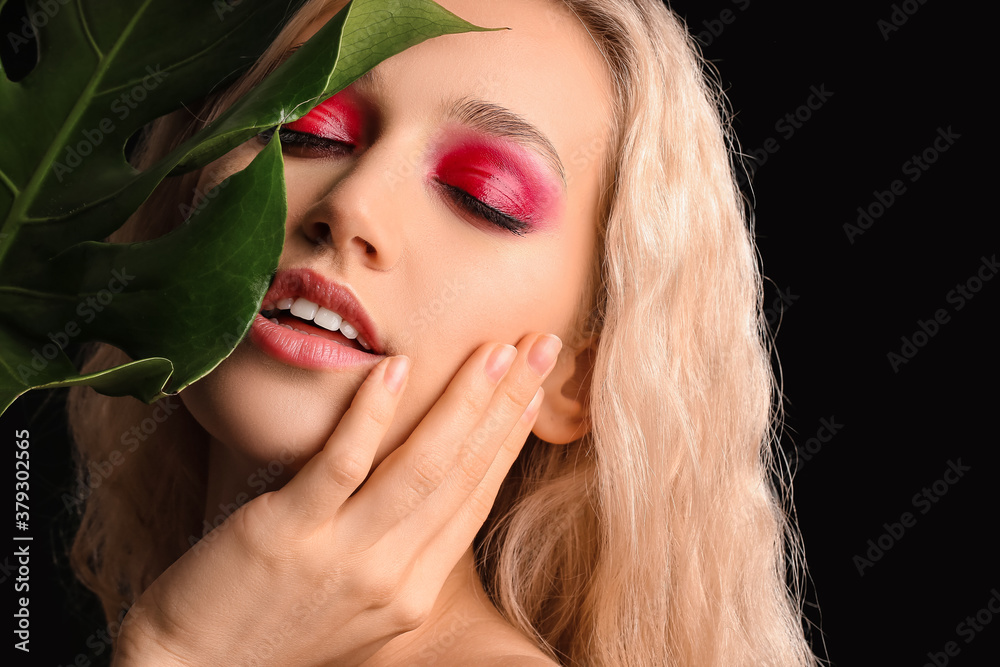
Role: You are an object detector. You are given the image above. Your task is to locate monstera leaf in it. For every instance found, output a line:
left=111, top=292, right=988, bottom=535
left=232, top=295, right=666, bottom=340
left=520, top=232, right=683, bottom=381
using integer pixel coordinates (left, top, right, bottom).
left=0, top=0, right=496, bottom=414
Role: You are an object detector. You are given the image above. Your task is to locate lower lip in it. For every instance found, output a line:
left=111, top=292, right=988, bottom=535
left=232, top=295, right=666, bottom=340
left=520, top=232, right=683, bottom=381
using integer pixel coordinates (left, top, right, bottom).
left=249, top=314, right=384, bottom=370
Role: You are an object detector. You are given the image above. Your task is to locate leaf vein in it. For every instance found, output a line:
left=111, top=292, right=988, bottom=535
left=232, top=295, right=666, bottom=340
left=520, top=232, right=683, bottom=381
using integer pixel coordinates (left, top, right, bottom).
left=95, top=12, right=258, bottom=96
left=0, top=168, right=19, bottom=197
left=75, top=0, right=104, bottom=59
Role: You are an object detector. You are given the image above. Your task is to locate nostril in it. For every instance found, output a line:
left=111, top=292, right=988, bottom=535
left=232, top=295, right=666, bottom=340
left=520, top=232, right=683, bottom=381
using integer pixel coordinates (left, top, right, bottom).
left=364, top=241, right=375, bottom=254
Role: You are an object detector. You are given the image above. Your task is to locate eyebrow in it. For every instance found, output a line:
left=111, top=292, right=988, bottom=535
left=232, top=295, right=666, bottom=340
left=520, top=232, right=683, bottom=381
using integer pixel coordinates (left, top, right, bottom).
left=442, top=97, right=567, bottom=189
left=274, top=46, right=567, bottom=188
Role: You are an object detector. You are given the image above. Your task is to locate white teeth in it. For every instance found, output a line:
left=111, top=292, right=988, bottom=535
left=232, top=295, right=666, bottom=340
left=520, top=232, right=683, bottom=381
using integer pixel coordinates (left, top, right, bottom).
left=276, top=296, right=373, bottom=350
left=339, top=322, right=358, bottom=339
left=269, top=318, right=279, bottom=325
left=313, top=307, right=342, bottom=332
left=290, top=298, right=318, bottom=320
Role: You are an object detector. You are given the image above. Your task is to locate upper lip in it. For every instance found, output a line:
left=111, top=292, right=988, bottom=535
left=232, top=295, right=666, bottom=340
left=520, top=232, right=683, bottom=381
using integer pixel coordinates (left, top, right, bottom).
left=261, top=268, right=385, bottom=355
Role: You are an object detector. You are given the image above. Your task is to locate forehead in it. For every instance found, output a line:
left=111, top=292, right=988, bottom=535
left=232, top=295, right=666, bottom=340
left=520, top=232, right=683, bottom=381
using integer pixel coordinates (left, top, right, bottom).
left=295, top=0, right=613, bottom=186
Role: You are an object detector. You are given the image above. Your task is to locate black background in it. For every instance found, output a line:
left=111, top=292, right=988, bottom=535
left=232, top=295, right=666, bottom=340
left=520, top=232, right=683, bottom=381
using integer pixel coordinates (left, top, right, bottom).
left=1, top=1, right=993, bottom=665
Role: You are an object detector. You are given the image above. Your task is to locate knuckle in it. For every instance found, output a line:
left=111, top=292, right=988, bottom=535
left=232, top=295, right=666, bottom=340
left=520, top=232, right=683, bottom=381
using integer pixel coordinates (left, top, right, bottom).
left=323, top=450, right=371, bottom=490
left=408, top=450, right=447, bottom=498
left=232, top=497, right=299, bottom=564
left=464, top=487, right=498, bottom=524
left=497, top=384, right=528, bottom=414
left=234, top=497, right=274, bottom=543
left=364, top=397, right=395, bottom=431
left=454, top=442, right=495, bottom=484
left=361, top=569, right=400, bottom=610
left=453, top=387, right=485, bottom=422
left=392, top=594, right=433, bottom=632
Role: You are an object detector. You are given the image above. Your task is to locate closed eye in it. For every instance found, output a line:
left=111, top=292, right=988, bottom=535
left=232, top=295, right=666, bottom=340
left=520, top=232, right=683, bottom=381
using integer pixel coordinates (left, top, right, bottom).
left=437, top=181, right=530, bottom=236
left=257, top=127, right=354, bottom=158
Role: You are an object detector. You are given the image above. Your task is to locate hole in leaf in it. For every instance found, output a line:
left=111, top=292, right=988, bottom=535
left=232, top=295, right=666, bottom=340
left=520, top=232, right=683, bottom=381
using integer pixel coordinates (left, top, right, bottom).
left=0, top=0, right=39, bottom=82
left=124, top=126, right=145, bottom=165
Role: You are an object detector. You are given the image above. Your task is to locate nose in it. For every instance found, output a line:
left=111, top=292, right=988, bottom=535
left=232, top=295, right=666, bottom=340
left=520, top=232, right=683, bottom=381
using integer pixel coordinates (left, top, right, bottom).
left=292, top=148, right=404, bottom=271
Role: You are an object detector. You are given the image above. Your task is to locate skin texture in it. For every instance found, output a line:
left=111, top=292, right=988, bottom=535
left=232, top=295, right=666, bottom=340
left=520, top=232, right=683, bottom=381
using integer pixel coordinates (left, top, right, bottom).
left=164, top=0, right=612, bottom=662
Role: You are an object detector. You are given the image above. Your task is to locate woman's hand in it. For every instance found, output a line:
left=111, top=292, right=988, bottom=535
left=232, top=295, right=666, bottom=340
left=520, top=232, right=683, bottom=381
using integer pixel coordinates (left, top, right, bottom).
left=112, top=332, right=562, bottom=666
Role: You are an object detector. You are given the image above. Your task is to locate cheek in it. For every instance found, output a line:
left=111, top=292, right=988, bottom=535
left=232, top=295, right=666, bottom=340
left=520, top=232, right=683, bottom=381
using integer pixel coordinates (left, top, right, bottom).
left=179, top=344, right=358, bottom=467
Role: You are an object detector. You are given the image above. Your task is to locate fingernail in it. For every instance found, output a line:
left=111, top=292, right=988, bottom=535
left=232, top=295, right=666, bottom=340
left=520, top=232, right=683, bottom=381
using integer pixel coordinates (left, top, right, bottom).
left=383, top=356, right=410, bottom=394
left=527, top=334, right=562, bottom=376
left=485, top=344, right=517, bottom=383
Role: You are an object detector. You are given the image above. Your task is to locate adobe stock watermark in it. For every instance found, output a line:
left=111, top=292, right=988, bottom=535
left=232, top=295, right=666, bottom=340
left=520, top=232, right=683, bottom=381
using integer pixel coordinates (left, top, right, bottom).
left=395, top=277, right=467, bottom=351
left=15, top=267, right=135, bottom=383
left=693, top=0, right=752, bottom=48
left=214, top=276, right=466, bottom=356
left=245, top=581, right=337, bottom=667
left=737, top=84, right=834, bottom=187
left=877, top=0, right=931, bottom=41
left=0, top=555, right=18, bottom=585
left=843, top=126, right=960, bottom=244
left=188, top=448, right=297, bottom=548
left=63, top=599, right=142, bottom=665
left=179, top=175, right=232, bottom=220
left=853, top=458, right=971, bottom=576
left=52, top=65, right=169, bottom=182
left=384, top=145, right=427, bottom=193
left=413, top=615, right=474, bottom=665
left=887, top=253, right=996, bottom=373
left=567, top=131, right=608, bottom=191
left=921, top=588, right=1000, bottom=666
left=541, top=0, right=577, bottom=29
left=762, top=285, right=799, bottom=329
left=61, top=397, right=181, bottom=512
left=213, top=0, right=246, bottom=21
left=5, top=0, right=71, bottom=54
left=789, top=416, right=843, bottom=473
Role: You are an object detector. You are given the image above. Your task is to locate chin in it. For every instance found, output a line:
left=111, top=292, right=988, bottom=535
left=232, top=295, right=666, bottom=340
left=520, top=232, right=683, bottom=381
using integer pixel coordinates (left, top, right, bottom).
left=179, top=340, right=365, bottom=470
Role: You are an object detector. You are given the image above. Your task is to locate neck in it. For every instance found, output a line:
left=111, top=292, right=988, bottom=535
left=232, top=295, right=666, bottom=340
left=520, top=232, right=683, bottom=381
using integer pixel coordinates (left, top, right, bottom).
left=202, top=434, right=283, bottom=528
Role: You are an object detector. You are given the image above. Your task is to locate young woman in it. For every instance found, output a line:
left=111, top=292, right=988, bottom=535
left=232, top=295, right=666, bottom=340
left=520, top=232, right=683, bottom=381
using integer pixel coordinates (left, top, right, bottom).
left=67, top=0, right=820, bottom=664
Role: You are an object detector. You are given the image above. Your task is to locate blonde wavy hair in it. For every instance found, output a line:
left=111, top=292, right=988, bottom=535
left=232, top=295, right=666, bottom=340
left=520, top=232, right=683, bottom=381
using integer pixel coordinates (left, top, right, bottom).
left=66, top=0, right=820, bottom=664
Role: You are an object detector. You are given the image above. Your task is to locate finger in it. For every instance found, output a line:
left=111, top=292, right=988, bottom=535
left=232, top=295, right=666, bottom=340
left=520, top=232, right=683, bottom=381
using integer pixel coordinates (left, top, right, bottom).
left=400, top=333, right=555, bottom=538
left=421, top=333, right=558, bottom=510
left=359, top=333, right=560, bottom=538
left=345, top=340, right=520, bottom=533
left=410, top=386, right=543, bottom=600
left=272, top=355, right=410, bottom=529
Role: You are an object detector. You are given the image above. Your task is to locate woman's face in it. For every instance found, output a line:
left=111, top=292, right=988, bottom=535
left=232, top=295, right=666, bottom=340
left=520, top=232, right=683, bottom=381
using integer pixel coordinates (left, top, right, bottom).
left=181, top=0, right=612, bottom=470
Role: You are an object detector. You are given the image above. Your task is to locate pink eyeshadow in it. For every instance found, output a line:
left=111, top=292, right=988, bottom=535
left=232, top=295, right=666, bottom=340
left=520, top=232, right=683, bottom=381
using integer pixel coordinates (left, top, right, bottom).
left=432, top=138, right=563, bottom=228
left=283, top=91, right=362, bottom=143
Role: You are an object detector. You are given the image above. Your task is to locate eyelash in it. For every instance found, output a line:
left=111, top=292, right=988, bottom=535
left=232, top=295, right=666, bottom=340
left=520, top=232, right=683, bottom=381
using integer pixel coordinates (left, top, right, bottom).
left=436, top=182, right=528, bottom=236
left=258, top=127, right=530, bottom=237
left=259, top=127, right=352, bottom=157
